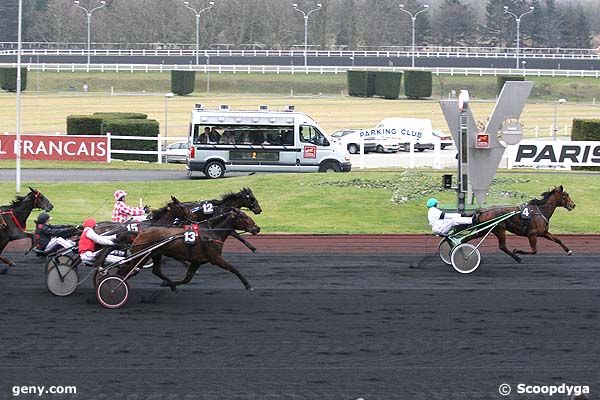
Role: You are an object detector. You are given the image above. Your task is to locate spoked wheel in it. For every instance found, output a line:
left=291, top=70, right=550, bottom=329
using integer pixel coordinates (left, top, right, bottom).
left=93, top=268, right=117, bottom=289
left=438, top=238, right=453, bottom=265
left=46, top=264, right=79, bottom=296
left=96, top=276, right=129, bottom=309
left=450, top=243, right=481, bottom=274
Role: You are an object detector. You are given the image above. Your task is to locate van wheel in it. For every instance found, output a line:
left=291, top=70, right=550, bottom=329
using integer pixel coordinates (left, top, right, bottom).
left=204, top=161, right=225, bottom=179
left=348, top=144, right=359, bottom=154
left=417, top=148, right=426, bottom=152
left=319, top=161, right=341, bottom=173
left=376, top=145, right=384, bottom=153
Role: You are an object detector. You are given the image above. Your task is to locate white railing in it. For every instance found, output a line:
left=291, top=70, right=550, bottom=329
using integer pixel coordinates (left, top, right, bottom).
left=2, top=48, right=600, bottom=60
left=3, top=62, right=600, bottom=77
left=106, top=133, right=187, bottom=164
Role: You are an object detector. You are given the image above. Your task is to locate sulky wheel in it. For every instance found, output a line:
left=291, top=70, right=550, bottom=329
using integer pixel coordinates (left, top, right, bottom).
left=438, top=238, right=453, bottom=266
left=96, top=276, right=129, bottom=309
left=46, top=264, right=79, bottom=296
left=93, top=268, right=117, bottom=289
left=45, top=253, right=75, bottom=274
left=450, top=243, right=481, bottom=274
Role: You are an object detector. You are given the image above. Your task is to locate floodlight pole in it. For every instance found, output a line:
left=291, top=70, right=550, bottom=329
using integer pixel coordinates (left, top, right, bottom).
left=292, top=3, right=322, bottom=67
left=74, top=0, right=107, bottom=65
left=183, top=1, right=215, bottom=65
left=504, top=6, right=535, bottom=69
left=399, top=4, right=429, bottom=68
left=16, top=0, right=23, bottom=193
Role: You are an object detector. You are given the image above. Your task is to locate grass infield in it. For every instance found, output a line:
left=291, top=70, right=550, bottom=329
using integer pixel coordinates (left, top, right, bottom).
left=0, top=169, right=596, bottom=234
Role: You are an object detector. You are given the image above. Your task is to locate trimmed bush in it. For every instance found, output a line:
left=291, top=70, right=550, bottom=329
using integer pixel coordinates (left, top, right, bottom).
left=404, top=71, right=432, bottom=99
left=66, top=115, right=105, bottom=136
left=571, top=118, right=600, bottom=171
left=347, top=70, right=375, bottom=97
left=374, top=71, right=403, bottom=99
left=0, top=67, right=27, bottom=92
left=93, top=112, right=147, bottom=120
left=497, top=76, right=525, bottom=94
left=101, top=119, right=160, bottom=162
left=171, top=70, right=195, bottom=95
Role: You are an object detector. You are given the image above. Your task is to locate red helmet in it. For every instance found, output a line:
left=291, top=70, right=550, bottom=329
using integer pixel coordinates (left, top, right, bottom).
left=114, top=190, right=127, bottom=201
left=83, top=218, right=97, bottom=228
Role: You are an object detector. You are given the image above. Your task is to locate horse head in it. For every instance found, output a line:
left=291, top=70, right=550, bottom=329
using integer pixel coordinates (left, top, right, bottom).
left=167, top=196, right=197, bottom=222
left=231, top=208, right=260, bottom=235
left=241, top=187, right=262, bottom=214
left=555, top=185, right=576, bottom=211
left=28, top=187, right=53, bottom=212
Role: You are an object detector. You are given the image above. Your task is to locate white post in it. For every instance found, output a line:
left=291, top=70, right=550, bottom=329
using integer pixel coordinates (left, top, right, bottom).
left=106, top=132, right=112, bottom=163
left=433, top=137, right=441, bottom=169
left=359, top=137, right=365, bottom=169
left=157, top=134, right=162, bottom=164
left=16, top=0, right=23, bottom=193
left=409, top=141, right=415, bottom=169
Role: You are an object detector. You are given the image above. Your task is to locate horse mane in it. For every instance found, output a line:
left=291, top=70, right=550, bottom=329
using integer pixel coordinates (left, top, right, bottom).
left=147, top=204, right=170, bottom=221
left=10, top=194, right=28, bottom=207
left=219, top=190, right=243, bottom=204
left=528, top=187, right=559, bottom=206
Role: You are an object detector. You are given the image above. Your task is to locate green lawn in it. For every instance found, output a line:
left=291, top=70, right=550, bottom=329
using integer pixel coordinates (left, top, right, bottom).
left=0, top=170, right=597, bottom=234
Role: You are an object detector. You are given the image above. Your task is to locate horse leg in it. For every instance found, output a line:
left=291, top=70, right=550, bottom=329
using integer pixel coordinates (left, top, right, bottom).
left=162, top=262, right=202, bottom=291
left=150, top=254, right=175, bottom=289
left=513, top=235, right=538, bottom=255
left=540, top=231, right=573, bottom=255
left=0, top=238, right=15, bottom=272
left=210, top=254, right=253, bottom=290
left=493, top=228, right=522, bottom=263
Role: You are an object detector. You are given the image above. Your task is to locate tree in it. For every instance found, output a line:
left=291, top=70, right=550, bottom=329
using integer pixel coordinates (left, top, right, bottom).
left=0, top=2, right=19, bottom=42
left=559, top=4, right=591, bottom=49
left=542, top=0, right=561, bottom=48
left=433, top=0, right=477, bottom=46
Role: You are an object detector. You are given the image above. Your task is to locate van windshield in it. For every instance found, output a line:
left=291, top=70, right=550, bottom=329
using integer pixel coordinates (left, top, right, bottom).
left=299, top=125, right=329, bottom=147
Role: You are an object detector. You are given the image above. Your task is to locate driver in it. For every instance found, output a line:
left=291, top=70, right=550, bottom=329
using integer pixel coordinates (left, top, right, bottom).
left=427, top=198, right=475, bottom=235
left=112, top=190, right=148, bottom=223
left=78, top=218, right=124, bottom=265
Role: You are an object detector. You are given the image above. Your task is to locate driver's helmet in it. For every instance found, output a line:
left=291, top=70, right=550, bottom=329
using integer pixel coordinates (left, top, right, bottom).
left=82, top=218, right=97, bottom=228
left=426, top=198, right=439, bottom=208
left=114, top=190, right=127, bottom=201
left=37, top=212, right=51, bottom=224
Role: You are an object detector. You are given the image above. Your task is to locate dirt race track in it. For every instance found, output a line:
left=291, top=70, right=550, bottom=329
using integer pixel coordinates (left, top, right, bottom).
left=0, top=234, right=598, bottom=400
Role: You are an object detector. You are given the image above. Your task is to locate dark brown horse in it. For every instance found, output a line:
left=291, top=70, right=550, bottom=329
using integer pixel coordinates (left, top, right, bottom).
left=120, top=208, right=260, bottom=291
left=474, top=186, right=576, bottom=263
left=0, top=187, right=54, bottom=272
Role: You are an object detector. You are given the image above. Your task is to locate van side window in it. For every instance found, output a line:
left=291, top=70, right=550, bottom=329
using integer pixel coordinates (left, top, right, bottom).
left=299, top=125, right=329, bottom=147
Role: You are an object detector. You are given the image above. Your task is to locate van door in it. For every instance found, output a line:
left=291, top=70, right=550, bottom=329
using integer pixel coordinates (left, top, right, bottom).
left=298, top=125, right=333, bottom=171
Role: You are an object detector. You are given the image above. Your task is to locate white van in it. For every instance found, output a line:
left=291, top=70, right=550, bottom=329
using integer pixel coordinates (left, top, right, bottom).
left=359, top=117, right=436, bottom=152
left=186, top=104, right=352, bottom=179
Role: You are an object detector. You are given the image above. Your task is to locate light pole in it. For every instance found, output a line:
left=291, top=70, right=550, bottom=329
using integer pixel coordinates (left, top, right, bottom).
left=183, top=1, right=215, bottom=65
left=164, top=92, right=175, bottom=140
left=16, top=0, right=23, bottom=193
left=553, top=98, right=567, bottom=140
left=292, top=2, right=322, bottom=67
left=504, top=6, right=535, bottom=69
left=399, top=4, right=429, bottom=68
left=74, top=0, right=106, bottom=65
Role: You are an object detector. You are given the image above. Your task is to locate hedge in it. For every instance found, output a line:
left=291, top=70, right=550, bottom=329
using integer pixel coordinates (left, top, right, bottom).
left=374, top=71, right=403, bottom=99
left=571, top=118, right=600, bottom=171
left=171, top=70, right=195, bottom=95
left=66, top=115, right=105, bottom=136
left=404, top=71, right=432, bottom=99
left=497, top=76, right=524, bottom=94
left=347, top=70, right=375, bottom=97
left=101, top=119, right=160, bottom=162
left=93, top=112, right=148, bottom=120
left=0, top=67, right=27, bottom=92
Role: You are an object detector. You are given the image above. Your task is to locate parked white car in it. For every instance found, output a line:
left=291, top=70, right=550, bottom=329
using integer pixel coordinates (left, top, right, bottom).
left=331, top=129, right=400, bottom=154
left=163, top=141, right=189, bottom=163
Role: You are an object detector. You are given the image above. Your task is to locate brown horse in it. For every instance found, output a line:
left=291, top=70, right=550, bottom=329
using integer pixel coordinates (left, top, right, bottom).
left=120, top=208, right=260, bottom=291
left=474, top=185, right=576, bottom=263
left=0, top=187, right=54, bottom=272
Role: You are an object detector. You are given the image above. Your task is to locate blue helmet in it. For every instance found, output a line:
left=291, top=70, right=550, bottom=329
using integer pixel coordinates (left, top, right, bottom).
left=426, top=198, right=438, bottom=208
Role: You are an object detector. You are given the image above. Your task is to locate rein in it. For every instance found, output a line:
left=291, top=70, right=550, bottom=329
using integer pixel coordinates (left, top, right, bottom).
left=0, top=210, right=27, bottom=231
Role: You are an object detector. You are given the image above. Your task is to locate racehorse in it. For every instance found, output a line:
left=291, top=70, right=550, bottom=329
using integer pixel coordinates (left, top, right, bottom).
left=474, top=186, right=576, bottom=263
left=183, top=187, right=262, bottom=252
left=0, top=187, right=54, bottom=272
left=120, top=208, right=260, bottom=291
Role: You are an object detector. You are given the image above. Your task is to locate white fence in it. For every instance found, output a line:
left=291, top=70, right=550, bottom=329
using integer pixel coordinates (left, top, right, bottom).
left=106, top=133, right=187, bottom=164
left=3, top=62, right=600, bottom=78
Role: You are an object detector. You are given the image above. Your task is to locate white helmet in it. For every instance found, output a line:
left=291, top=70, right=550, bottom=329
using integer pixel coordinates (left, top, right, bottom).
left=114, top=190, right=127, bottom=201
